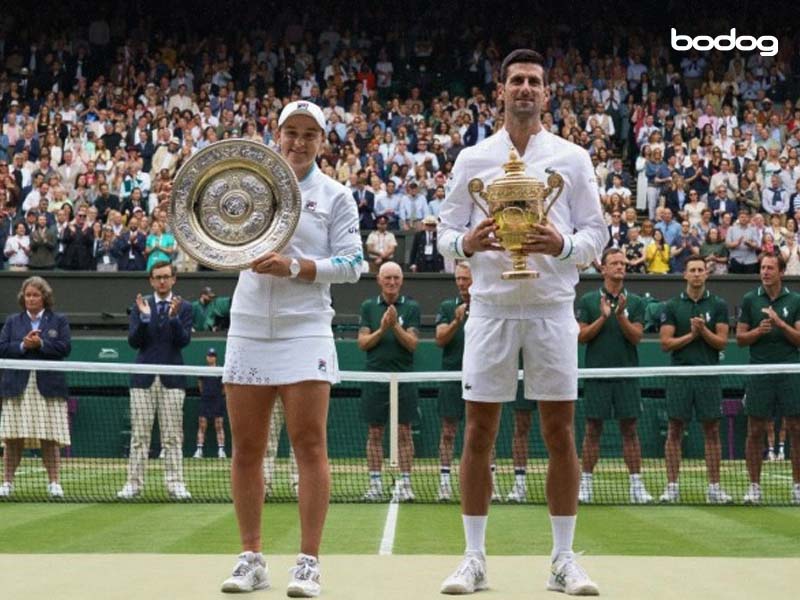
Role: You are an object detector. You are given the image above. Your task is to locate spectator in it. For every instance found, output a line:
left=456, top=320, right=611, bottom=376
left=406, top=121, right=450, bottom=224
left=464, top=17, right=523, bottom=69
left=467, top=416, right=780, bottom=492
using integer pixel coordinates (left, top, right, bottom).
left=606, top=210, right=627, bottom=249
left=191, top=286, right=217, bottom=332
left=736, top=254, right=800, bottom=506
left=576, top=248, right=653, bottom=504
left=0, top=276, right=71, bottom=499
left=374, top=180, right=402, bottom=229
left=645, top=229, right=670, bottom=274
left=365, top=215, right=397, bottom=273
left=93, top=224, right=118, bottom=272
left=708, top=185, right=737, bottom=224
left=193, top=348, right=226, bottom=460
left=700, top=228, right=729, bottom=275
left=708, top=159, right=738, bottom=201
left=655, top=208, right=681, bottom=245
left=28, top=213, right=56, bottom=270
left=144, top=220, right=176, bottom=272
left=623, top=226, right=646, bottom=273
left=762, top=173, right=790, bottom=216
left=658, top=256, right=732, bottom=504
left=114, top=215, right=147, bottom=271
left=117, top=261, right=193, bottom=500
left=61, top=206, right=93, bottom=270
left=670, top=220, right=701, bottom=274
left=4, top=222, right=30, bottom=271
left=352, top=174, right=375, bottom=230
left=639, top=219, right=655, bottom=248
left=358, top=262, right=420, bottom=501
left=682, top=190, right=706, bottom=229
left=726, top=209, right=760, bottom=274
left=400, top=182, right=428, bottom=231
left=409, top=215, right=445, bottom=272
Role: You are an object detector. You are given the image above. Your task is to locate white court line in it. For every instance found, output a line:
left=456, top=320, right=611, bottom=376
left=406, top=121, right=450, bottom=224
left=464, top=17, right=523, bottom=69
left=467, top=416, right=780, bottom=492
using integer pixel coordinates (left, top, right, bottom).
left=379, top=501, right=399, bottom=556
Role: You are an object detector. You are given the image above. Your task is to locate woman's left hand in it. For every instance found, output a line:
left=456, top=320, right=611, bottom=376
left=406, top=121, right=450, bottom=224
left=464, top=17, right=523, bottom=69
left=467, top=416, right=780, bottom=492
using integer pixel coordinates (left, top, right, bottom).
left=251, top=252, right=291, bottom=277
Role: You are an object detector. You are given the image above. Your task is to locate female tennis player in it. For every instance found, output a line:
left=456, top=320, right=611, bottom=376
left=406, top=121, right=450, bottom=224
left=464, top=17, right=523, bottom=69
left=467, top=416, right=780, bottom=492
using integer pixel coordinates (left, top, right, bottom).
left=220, top=101, right=362, bottom=597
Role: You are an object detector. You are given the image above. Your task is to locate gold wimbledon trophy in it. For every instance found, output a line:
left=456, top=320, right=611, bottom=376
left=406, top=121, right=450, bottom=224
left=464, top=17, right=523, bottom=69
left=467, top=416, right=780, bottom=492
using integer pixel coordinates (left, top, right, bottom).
left=468, top=150, right=564, bottom=279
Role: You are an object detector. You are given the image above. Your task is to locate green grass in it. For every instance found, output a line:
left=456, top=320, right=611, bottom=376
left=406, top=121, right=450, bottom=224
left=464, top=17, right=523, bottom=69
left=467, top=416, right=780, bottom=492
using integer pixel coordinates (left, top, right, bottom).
left=4, top=457, right=796, bottom=505
left=1, top=503, right=799, bottom=557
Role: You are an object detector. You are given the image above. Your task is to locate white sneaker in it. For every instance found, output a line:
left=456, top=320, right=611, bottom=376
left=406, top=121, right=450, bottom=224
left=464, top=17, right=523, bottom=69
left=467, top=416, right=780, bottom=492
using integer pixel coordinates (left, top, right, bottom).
left=768, top=450, right=777, bottom=461
left=169, top=483, right=192, bottom=500
left=362, top=482, right=384, bottom=502
left=630, top=482, right=653, bottom=504
left=287, top=553, right=321, bottom=598
left=707, top=485, right=732, bottom=505
left=291, top=480, right=299, bottom=499
left=47, top=482, right=64, bottom=498
left=117, top=483, right=141, bottom=500
left=506, top=482, right=527, bottom=503
left=0, top=481, right=14, bottom=498
left=578, top=479, right=592, bottom=504
left=218, top=447, right=227, bottom=459
left=392, top=480, right=416, bottom=503
left=193, top=448, right=203, bottom=459
left=491, top=472, right=501, bottom=502
left=221, top=551, right=270, bottom=593
left=791, top=485, right=800, bottom=505
left=547, top=551, right=599, bottom=596
left=158, top=449, right=165, bottom=459
left=440, top=552, right=488, bottom=594
left=438, top=481, right=452, bottom=502
left=743, top=483, right=762, bottom=505
left=778, top=448, right=786, bottom=461
left=659, top=483, right=679, bottom=504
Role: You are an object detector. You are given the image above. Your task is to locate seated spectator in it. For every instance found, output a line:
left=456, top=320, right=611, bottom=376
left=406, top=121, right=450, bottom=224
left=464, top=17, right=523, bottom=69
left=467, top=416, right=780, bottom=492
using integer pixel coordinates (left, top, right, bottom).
left=700, top=227, right=729, bottom=275
left=365, top=215, right=397, bottom=273
left=645, top=229, right=671, bottom=274
left=623, top=226, right=646, bottom=273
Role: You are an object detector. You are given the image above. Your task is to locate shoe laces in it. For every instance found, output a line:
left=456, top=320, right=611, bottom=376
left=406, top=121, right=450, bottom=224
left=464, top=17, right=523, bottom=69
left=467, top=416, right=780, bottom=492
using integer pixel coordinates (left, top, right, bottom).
left=454, top=554, right=484, bottom=581
left=291, top=557, right=319, bottom=582
left=555, top=552, right=590, bottom=582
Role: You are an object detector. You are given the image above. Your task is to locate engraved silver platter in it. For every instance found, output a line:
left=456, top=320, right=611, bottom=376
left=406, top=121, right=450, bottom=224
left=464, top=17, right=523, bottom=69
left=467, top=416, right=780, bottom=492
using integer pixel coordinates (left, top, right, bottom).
left=169, top=139, right=302, bottom=270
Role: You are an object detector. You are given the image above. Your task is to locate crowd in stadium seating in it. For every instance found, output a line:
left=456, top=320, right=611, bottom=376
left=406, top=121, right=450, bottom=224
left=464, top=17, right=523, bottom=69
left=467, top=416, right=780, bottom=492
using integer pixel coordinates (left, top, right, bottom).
left=2, top=12, right=800, bottom=275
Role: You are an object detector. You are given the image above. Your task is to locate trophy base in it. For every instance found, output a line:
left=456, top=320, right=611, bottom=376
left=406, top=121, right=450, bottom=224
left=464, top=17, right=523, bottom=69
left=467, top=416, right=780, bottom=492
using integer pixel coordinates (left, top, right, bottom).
left=501, top=270, right=540, bottom=280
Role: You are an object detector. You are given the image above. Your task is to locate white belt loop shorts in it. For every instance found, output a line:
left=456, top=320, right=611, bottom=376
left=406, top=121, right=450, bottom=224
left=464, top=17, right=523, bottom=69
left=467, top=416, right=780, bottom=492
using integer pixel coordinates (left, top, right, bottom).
left=461, top=311, right=578, bottom=402
left=223, top=336, right=340, bottom=386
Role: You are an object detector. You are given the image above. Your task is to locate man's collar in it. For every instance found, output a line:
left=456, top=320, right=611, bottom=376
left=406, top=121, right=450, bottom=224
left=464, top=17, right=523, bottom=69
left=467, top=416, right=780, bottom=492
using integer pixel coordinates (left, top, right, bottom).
left=379, top=294, right=404, bottom=306
left=680, top=289, right=710, bottom=302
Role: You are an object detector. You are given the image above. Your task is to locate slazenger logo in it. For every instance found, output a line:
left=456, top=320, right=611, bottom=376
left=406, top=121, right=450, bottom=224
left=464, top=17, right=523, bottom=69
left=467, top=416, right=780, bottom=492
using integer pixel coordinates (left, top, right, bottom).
left=671, top=28, right=778, bottom=57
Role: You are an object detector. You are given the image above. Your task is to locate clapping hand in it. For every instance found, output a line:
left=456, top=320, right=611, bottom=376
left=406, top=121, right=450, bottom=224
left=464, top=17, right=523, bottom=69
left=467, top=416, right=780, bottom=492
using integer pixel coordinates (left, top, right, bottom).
left=755, top=317, right=773, bottom=335
left=381, top=305, right=398, bottom=331
left=22, top=329, right=42, bottom=350
left=600, top=295, right=612, bottom=318
left=135, top=293, right=151, bottom=316
left=454, top=303, right=468, bottom=323
left=761, top=307, right=782, bottom=327
left=169, top=296, right=182, bottom=317
left=615, top=294, right=627, bottom=316
left=690, top=316, right=706, bottom=336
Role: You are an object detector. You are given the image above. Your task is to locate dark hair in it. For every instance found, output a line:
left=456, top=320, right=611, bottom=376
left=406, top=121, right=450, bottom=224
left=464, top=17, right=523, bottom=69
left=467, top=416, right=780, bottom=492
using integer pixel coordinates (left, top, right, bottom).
left=601, top=247, right=624, bottom=265
left=149, top=260, right=176, bottom=276
left=500, top=49, right=547, bottom=85
left=760, top=252, right=786, bottom=272
left=685, top=255, right=707, bottom=269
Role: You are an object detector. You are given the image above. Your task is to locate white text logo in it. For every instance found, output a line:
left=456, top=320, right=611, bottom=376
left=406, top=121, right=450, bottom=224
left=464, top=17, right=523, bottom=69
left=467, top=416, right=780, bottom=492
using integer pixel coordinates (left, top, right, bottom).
left=671, top=28, right=778, bottom=57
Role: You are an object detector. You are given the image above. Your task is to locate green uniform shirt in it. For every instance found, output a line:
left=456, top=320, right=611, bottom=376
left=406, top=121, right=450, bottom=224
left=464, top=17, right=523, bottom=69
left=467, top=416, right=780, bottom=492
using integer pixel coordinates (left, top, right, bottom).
left=435, top=297, right=467, bottom=371
left=738, top=286, right=800, bottom=364
left=359, top=295, right=421, bottom=372
left=661, top=290, right=729, bottom=366
left=192, top=299, right=213, bottom=331
left=576, top=288, right=645, bottom=369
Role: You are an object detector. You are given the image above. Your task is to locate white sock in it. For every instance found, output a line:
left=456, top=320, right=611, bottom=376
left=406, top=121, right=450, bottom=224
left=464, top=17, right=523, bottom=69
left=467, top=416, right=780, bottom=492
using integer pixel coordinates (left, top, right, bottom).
left=581, top=472, right=593, bottom=482
left=667, top=481, right=679, bottom=491
left=515, top=473, right=526, bottom=487
left=463, top=515, right=487, bottom=556
left=440, top=471, right=451, bottom=485
left=630, top=473, right=642, bottom=485
left=550, top=515, right=576, bottom=562
left=708, top=482, right=720, bottom=490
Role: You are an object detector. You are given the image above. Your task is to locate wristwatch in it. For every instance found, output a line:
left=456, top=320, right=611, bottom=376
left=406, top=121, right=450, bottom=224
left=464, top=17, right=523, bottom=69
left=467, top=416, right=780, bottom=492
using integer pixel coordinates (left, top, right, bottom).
left=289, top=258, right=301, bottom=278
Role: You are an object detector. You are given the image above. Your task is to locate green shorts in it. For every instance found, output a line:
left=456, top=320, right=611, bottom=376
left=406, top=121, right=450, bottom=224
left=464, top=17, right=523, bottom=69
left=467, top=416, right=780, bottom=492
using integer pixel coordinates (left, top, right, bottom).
left=583, top=379, right=641, bottom=420
left=665, top=376, right=722, bottom=422
left=361, top=382, right=418, bottom=425
left=438, top=381, right=464, bottom=421
left=744, top=374, right=800, bottom=418
left=511, top=382, right=536, bottom=412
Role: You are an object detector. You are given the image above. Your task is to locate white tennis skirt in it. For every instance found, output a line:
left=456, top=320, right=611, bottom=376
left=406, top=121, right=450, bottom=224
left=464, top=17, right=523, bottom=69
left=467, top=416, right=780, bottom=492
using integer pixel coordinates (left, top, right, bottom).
left=222, top=336, right=340, bottom=386
left=0, top=372, right=71, bottom=448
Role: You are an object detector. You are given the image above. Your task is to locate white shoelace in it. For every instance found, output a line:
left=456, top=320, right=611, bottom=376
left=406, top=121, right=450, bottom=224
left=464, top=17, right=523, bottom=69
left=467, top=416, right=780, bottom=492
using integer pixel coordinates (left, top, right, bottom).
left=291, top=560, right=319, bottom=583
left=454, top=555, right=484, bottom=582
left=557, top=552, right=590, bottom=583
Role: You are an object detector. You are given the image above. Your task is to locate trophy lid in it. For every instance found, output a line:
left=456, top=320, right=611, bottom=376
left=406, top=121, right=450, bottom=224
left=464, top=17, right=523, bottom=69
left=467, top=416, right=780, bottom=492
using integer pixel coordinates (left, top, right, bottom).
left=485, top=149, right=544, bottom=197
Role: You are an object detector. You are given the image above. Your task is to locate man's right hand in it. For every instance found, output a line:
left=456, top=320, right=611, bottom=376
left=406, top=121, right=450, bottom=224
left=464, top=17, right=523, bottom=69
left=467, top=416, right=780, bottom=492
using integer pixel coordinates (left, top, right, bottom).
left=755, top=318, right=773, bottom=335
left=136, top=293, right=151, bottom=316
left=380, top=305, right=397, bottom=331
left=462, top=218, right=503, bottom=255
left=454, top=303, right=468, bottom=322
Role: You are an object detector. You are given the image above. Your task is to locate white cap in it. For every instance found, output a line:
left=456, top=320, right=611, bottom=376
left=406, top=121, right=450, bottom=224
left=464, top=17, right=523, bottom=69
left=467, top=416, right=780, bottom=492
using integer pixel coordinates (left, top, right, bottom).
left=278, top=101, right=326, bottom=131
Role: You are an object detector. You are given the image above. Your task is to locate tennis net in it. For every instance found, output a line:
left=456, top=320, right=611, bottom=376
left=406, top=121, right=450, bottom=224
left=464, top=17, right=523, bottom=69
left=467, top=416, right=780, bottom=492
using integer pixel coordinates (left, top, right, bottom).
left=0, top=358, right=797, bottom=505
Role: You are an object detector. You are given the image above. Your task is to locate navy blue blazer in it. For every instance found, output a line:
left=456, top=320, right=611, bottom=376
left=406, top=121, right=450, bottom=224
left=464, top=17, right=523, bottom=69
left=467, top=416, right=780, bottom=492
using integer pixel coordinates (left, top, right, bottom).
left=128, top=295, right=192, bottom=389
left=0, top=310, right=72, bottom=398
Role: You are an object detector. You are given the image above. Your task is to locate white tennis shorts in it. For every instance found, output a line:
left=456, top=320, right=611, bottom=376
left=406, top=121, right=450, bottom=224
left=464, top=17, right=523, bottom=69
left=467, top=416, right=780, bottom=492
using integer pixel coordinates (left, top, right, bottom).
left=461, top=312, right=578, bottom=402
left=223, top=336, right=339, bottom=386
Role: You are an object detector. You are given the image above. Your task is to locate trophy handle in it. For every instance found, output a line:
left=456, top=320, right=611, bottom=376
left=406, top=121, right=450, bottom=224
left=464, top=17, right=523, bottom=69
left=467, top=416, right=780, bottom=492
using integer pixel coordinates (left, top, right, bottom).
left=542, top=169, right=565, bottom=218
left=467, top=178, right=492, bottom=219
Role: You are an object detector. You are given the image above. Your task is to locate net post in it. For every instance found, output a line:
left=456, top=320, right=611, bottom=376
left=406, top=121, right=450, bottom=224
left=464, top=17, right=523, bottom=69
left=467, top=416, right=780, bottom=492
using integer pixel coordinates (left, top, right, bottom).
left=389, top=373, right=399, bottom=468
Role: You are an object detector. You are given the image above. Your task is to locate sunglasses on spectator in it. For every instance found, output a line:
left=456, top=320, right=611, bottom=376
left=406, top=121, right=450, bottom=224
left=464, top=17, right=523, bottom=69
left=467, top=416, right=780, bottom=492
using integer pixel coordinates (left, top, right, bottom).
left=77, top=214, right=87, bottom=218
